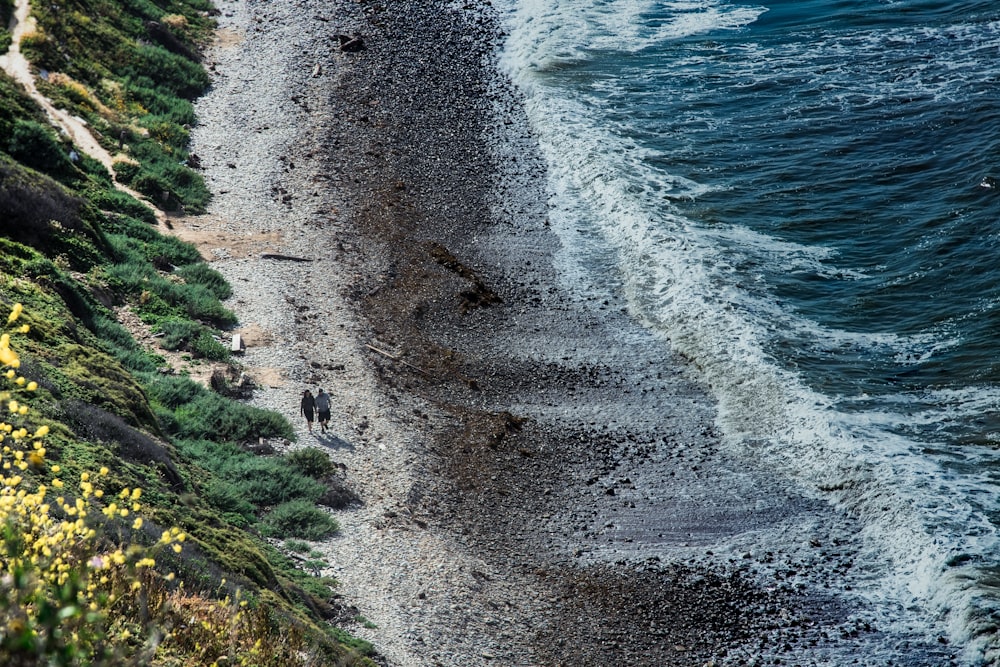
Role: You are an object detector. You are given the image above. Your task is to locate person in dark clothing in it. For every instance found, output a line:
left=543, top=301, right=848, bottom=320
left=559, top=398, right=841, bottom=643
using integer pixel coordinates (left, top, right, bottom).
left=300, top=389, right=316, bottom=433
left=315, top=388, right=331, bottom=433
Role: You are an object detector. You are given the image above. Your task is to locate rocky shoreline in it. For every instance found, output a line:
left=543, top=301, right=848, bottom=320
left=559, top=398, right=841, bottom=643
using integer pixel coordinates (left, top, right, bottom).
left=178, top=1, right=956, bottom=665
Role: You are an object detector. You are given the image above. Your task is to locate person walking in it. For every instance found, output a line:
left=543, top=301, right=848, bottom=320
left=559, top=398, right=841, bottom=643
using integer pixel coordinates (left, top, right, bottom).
left=300, top=389, right=316, bottom=434
left=315, top=388, right=331, bottom=433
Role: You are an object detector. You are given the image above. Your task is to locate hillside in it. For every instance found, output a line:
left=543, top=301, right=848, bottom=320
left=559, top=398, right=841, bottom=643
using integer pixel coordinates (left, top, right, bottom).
left=0, top=0, right=376, bottom=662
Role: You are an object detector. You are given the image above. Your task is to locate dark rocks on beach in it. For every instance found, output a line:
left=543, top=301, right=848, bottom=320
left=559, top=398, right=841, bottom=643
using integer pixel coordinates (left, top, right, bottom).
left=320, top=1, right=839, bottom=664
left=317, top=473, right=361, bottom=509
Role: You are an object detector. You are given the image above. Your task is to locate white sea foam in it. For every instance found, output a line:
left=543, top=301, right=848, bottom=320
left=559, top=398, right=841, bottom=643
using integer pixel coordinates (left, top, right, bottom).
left=497, top=0, right=764, bottom=73
left=495, top=0, right=1000, bottom=661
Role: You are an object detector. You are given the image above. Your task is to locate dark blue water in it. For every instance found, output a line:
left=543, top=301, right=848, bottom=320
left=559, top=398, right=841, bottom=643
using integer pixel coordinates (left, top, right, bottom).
left=496, top=0, right=1000, bottom=663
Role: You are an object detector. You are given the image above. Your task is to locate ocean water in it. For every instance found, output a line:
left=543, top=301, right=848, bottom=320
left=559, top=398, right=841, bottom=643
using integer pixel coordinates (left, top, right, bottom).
left=492, top=0, right=1000, bottom=663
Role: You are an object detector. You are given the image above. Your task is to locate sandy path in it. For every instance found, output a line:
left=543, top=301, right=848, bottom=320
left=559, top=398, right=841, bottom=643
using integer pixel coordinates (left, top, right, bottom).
left=0, top=0, right=165, bottom=225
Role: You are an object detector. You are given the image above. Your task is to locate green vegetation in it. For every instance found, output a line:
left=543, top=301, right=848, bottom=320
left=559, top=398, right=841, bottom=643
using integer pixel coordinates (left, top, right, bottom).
left=0, top=0, right=11, bottom=53
left=0, top=0, right=374, bottom=663
left=19, top=0, right=213, bottom=212
left=262, top=500, right=340, bottom=541
left=288, top=445, right=338, bottom=479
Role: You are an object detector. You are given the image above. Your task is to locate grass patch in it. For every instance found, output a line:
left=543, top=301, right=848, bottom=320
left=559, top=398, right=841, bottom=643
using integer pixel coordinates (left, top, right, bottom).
left=261, top=500, right=339, bottom=541
left=286, top=447, right=336, bottom=480
left=148, top=375, right=293, bottom=443
left=176, top=262, right=232, bottom=300
left=158, top=319, right=228, bottom=360
left=103, top=230, right=236, bottom=328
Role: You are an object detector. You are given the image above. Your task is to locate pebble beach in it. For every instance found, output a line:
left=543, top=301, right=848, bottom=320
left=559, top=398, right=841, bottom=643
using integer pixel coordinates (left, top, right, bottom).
left=172, top=0, right=940, bottom=665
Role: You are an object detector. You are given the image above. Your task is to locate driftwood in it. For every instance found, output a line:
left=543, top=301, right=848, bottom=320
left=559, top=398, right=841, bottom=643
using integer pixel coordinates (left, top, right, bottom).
left=335, top=34, right=365, bottom=53
left=365, top=343, right=434, bottom=378
left=261, top=253, right=313, bottom=262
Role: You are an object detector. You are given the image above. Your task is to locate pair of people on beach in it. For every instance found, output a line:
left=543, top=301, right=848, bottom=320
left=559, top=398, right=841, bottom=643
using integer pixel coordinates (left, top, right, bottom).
left=300, top=388, right=331, bottom=434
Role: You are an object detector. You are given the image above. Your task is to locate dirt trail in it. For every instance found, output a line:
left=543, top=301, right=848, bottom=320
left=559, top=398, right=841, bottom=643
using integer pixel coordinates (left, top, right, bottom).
left=0, top=0, right=165, bottom=225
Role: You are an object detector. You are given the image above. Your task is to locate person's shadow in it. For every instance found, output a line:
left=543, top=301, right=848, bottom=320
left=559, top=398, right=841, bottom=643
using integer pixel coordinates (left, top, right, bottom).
left=313, top=432, right=355, bottom=451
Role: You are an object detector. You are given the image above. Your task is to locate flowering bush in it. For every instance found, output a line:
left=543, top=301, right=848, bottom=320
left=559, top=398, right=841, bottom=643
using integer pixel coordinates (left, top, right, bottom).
left=0, top=303, right=185, bottom=664
left=0, top=304, right=185, bottom=665
left=0, top=304, right=361, bottom=666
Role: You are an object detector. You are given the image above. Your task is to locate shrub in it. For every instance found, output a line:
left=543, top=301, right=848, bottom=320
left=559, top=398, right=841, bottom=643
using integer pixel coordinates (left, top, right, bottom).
left=286, top=447, right=335, bottom=480
left=178, top=394, right=292, bottom=443
left=121, top=45, right=209, bottom=99
left=220, top=457, right=326, bottom=507
left=284, top=539, right=311, bottom=554
left=86, top=185, right=156, bottom=223
left=111, top=159, right=142, bottom=185
left=202, top=478, right=256, bottom=527
left=144, top=374, right=202, bottom=410
left=146, top=375, right=294, bottom=442
left=105, top=222, right=201, bottom=267
left=104, top=251, right=157, bottom=293
left=260, top=501, right=339, bottom=541
left=180, top=282, right=236, bottom=326
left=124, top=134, right=210, bottom=213
left=142, top=117, right=190, bottom=150
left=159, top=319, right=228, bottom=360
left=6, top=119, right=72, bottom=175
left=176, top=262, right=232, bottom=300
left=158, top=319, right=200, bottom=351
left=188, top=329, right=229, bottom=360
left=123, top=82, right=196, bottom=125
